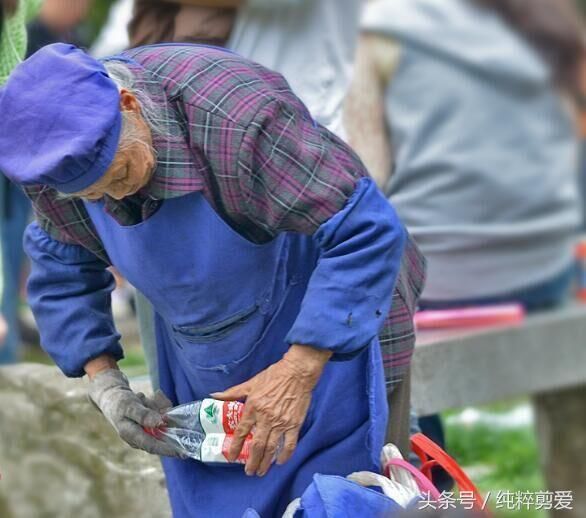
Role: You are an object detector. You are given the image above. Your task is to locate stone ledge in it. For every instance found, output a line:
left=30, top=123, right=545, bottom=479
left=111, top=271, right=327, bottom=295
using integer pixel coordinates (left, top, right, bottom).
left=412, top=304, right=586, bottom=415
left=0, top=363, right=170, bottom=518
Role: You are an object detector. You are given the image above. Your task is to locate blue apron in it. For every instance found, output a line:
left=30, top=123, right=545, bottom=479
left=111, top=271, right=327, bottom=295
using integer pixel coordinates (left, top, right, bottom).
left=84, top=192, right=387, bottom=517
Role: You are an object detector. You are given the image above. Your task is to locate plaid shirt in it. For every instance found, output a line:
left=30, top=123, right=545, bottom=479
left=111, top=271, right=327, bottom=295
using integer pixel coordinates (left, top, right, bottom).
left=24, top=45, right=425, bottom=388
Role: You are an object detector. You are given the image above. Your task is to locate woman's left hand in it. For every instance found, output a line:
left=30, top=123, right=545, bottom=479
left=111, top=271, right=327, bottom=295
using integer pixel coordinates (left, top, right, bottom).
left=211, top=344, right=332, bottom=477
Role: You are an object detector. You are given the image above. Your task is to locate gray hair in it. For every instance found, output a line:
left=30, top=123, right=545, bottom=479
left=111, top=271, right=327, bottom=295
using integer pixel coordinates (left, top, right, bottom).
left=103, top=61, right=167, bottom=148
left=56, top=61, right=164, bottom=200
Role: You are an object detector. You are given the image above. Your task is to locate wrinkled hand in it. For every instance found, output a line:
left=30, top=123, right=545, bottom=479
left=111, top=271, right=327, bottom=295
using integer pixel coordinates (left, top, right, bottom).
left=212, top=345, right=332, bottom=477
left=88, top=368, right=181, bottom=458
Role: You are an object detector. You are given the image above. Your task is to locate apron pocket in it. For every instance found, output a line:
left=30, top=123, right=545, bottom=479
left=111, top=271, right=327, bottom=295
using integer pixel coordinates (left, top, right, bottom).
left=171, top=283, right=296, bottom=374
left=172, top=304, right=259, bottom=343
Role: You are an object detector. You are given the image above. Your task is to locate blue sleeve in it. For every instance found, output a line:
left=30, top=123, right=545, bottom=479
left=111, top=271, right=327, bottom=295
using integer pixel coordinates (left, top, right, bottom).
left=24, top=222, right=123, bottom=377
left=286, top=177, right=406, bottom=359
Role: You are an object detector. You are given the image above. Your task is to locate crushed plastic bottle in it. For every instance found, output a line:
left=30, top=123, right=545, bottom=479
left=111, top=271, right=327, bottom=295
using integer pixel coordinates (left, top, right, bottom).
left=147, top=428, right=253, bottom=464
left=144, top=398, right=250, bottom=464
left=166, top=398, right=244, bottom=434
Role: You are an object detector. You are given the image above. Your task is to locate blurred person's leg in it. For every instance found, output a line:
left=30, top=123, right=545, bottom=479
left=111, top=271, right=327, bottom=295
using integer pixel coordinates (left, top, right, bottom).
left=386, top=368, right=412, bottom=458
left=0, top=180, right=30, bottom=364
left=417, top=414, right=454, bottom=492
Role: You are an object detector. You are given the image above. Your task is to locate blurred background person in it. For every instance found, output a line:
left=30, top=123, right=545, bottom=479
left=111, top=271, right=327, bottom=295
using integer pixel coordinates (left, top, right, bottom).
left=94, top=0, right=361, bottom=135
left=347, top=0, right=584, bottom=310
left=27, top=0, right=93, bottom=54
left=0, top=0, right=41, bottom=362
left=346, top=0, right=585, bottom=488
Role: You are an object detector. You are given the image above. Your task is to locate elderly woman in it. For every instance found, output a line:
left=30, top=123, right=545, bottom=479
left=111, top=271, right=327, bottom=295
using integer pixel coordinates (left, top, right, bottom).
left=0, top=43, right=419, bottom=516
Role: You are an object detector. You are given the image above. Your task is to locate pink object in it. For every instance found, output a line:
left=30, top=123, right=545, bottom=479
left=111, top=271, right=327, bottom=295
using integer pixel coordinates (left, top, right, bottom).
left=415, top=304, right=525, bottom=330
left=0, top=314, right=7, bottom=349
left=384, top=458, right=442, bottom=500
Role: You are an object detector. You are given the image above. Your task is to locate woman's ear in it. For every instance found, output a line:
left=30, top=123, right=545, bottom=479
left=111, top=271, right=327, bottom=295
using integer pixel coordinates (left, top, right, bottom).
left=119, top=89, right=141, bottom=113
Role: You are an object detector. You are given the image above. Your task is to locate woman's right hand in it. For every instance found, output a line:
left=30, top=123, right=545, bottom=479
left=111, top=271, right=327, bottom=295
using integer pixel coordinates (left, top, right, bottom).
left=87, top=365, right=182, bottom=458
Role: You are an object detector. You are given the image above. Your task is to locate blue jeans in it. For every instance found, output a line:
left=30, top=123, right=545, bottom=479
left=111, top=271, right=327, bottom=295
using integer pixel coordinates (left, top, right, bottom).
left=0, top=178, right=31, bottom=364
left=419, top=265, right=575, bottom=313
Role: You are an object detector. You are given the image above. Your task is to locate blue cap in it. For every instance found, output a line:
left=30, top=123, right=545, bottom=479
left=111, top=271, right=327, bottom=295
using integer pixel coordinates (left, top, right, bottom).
left=0, top=44, right=122, bottom=193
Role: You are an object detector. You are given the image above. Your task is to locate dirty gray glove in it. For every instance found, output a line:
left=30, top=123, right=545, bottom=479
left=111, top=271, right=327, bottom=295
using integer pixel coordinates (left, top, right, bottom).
left=88, top=368, right=182, bottom=458
left=137, top=390, right=174, bottom=414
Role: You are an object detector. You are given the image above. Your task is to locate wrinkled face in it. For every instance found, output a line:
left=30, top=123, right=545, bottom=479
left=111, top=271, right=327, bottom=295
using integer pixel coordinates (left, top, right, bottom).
left=75, top=125, right=156, bottom=201
left=72, top=91, right=156, bottom=201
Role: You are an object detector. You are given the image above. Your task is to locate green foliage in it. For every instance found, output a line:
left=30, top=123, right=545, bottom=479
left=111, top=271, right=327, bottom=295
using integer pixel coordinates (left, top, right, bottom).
left=444, top=403, right=546, bottom=518
left=118, top=347, right=150, bottom=377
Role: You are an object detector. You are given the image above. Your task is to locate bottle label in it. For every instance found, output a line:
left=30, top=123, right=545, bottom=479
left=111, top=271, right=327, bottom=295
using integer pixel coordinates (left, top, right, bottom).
left=199, top=399, right=243, bottom=434
left=200, top=433, right=251, bottom=464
